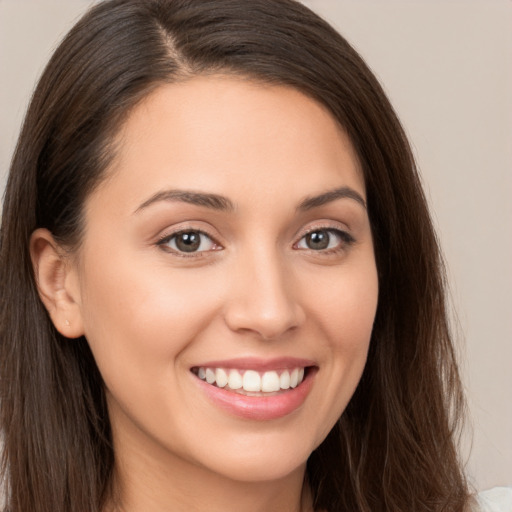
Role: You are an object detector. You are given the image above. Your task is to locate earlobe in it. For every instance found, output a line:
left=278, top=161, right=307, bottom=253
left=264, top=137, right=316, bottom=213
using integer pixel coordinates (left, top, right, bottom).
left=29, top=228, right=85, bottom=338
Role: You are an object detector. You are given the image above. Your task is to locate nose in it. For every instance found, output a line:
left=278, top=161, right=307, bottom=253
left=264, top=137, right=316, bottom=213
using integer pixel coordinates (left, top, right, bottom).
left=223, top=248, right=305, bottom=340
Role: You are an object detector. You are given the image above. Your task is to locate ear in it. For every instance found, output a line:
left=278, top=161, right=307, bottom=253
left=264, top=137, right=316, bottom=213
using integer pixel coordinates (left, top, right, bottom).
left=30, top=228, right=85, bottom=338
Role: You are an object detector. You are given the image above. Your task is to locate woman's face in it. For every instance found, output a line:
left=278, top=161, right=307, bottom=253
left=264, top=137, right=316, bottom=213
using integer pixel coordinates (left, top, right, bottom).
left=72, top=76, right=378, bottom=483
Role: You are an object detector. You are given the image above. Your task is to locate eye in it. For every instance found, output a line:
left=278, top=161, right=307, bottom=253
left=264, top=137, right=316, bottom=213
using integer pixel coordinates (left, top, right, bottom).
left=296, top=228, right=353, bottom=251
left=158, top=230, right=219, bottom=254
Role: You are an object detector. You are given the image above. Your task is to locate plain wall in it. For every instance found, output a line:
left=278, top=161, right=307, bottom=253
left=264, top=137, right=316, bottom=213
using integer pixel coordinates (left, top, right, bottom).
left=1, top=0, right=511, bottom=492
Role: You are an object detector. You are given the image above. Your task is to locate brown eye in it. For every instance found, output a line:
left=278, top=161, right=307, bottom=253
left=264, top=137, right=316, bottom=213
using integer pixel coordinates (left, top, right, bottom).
left=175, top=232, right=201, bottom=252
left=296, top=228, right=354, bottom=252
left=305, top=230, right=330, bottom=250
left=160, top=230, right=217, bottom=254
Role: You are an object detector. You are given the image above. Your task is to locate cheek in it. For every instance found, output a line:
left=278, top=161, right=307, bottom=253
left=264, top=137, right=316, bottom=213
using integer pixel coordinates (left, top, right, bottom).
left=302, top=255, right=378, bottom=432
left=77, top=251, right=223, bottom=392
left=306, top=256, right=378, bottom=351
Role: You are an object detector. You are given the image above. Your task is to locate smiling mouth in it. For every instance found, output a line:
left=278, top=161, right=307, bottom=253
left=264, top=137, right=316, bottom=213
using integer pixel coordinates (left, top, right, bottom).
left=191, top=366, right=309, bottom=396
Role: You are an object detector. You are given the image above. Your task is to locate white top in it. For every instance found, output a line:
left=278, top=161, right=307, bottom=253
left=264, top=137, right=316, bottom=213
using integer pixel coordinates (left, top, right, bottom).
left=476, top=487, right=512, bottom=512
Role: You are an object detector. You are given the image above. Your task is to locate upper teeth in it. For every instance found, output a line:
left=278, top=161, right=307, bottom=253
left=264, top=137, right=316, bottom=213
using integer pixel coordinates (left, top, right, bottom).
left=196, top=367, right=305, bottom=393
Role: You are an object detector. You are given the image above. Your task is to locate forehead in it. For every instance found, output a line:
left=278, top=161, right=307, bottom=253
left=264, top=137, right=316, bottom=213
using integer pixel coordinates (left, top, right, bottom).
left=89, top=75, right=365, bottom=215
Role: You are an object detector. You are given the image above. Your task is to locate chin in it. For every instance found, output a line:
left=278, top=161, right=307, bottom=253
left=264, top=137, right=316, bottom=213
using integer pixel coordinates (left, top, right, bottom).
left=186, top=431, right=317, bottom=484
left=205, top=453, right=307, bottom=484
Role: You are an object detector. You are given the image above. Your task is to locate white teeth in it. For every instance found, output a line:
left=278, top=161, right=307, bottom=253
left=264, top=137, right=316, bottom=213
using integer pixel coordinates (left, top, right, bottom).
left=279, top=370, right=290, bottom=389
left=290, top=368, right=299, bottom=388
left=228, top=369, right=243, bottom=390
left=261, top=371, right=280, bottom=392
left=195, top=366, right=307, bottom=393
left=205, top=368, right=216, bottom=384
left=215, top=368, right=228, bottom=388
left=243, top=370, right=261, bottom=392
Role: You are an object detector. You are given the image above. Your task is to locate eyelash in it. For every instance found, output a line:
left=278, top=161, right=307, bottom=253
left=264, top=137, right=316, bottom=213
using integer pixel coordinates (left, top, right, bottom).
left=156, top=226, right=355, bottom=258
left=295, top=227, right=355, bottom=255
left=157, top=229, right=220, bottom=258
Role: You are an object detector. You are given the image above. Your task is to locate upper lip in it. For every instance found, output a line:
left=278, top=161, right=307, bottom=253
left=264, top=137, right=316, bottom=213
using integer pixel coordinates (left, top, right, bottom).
left=191, top=357, right=317, bottom=372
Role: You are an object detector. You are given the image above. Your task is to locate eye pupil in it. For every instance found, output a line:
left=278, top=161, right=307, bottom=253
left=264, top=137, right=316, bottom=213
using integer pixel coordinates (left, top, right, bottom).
left=176, top=231, right=201, bottom=252
left=306, top=230, right=330, bottom=250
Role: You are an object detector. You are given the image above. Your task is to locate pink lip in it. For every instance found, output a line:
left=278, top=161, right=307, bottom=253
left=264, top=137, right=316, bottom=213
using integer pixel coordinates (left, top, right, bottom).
left=192, top=363, right=317, bottom=421
left=191, top=356, right=316, bottom=372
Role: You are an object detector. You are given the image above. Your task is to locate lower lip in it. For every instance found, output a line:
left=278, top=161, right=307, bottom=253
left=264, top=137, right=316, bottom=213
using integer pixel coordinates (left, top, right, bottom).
left=193, top=369, right=316, bottom=421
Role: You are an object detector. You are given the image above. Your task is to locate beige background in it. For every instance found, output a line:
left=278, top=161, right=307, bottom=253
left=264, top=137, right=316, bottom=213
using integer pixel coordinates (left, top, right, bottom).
left=1, top=0, right=510, bottom=492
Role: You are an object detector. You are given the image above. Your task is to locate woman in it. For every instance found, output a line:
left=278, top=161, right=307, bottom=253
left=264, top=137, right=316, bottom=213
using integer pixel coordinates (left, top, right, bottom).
left=0, top=0, right=496, bottom=510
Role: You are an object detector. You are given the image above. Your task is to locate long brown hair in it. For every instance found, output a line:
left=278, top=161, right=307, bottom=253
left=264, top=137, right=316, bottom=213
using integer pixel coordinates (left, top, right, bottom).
left=0, top=1, right=469, bottom=510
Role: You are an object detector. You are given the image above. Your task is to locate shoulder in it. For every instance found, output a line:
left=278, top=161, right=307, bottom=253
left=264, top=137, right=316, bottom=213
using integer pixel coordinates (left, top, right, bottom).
left=474, top=487, right=512, bottom=512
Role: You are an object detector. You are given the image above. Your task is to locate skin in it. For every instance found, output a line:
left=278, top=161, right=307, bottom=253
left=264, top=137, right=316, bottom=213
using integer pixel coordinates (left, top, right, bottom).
left=31, top=76, right=378, bottom=512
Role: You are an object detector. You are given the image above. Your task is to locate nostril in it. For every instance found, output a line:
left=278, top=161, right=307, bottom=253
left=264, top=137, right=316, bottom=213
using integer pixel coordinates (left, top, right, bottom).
left=223, top=301, right=305, bottom=341
left=223, top=264, right=305, bottom=339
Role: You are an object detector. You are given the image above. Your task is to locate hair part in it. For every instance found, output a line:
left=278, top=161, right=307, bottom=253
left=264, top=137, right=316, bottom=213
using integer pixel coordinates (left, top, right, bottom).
left=1, top=1, right=470, bottom=510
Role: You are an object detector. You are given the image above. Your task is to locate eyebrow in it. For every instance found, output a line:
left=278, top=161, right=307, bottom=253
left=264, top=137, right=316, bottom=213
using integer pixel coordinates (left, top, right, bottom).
left=134, top=189, right=235, bottom=214
left=298, top=186, right=367, bottom=211
left=134, top=185, right=366, bottom=215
